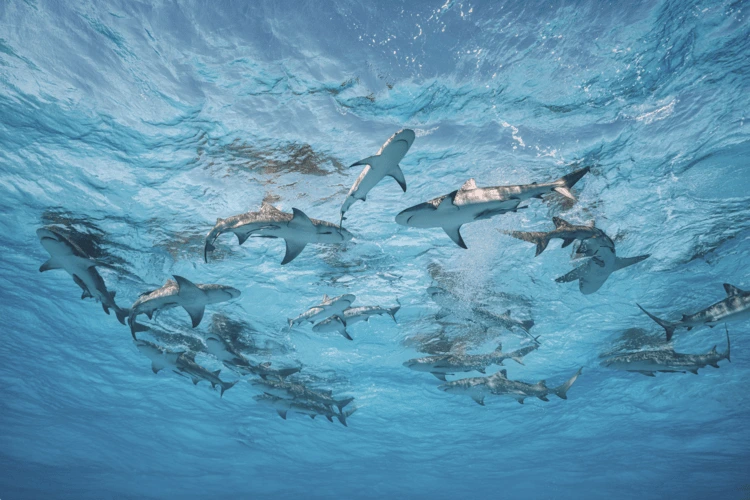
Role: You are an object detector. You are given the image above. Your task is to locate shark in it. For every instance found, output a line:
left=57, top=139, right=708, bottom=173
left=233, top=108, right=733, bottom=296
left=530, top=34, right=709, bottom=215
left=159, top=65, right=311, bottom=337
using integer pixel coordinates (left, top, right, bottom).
left=394, top=167, right=590, bottom=248
left=638, top=284, right=750, bottom=341
left=340, top=129, right=415, bottom=223
left=254, top=394, right=355, bottom=425
left=37, top=227, right=128, bottom=324
left=472, top=309, right=538, bottom=342
left=250, top=379, right=354, bottom=413
left=403, top=343, right=539, bottom=381
left=204, top=203, right=353, bottom=265
left=505, top=217, right=601, bottom=256
left=601, top=328, right=731, bottom=376
left=134, top=339, right=184, bottom=374
left=554, top=230, right=649, bottom=295
left=128, top=275, right=240, bottom=339
left=175, top=352, right=237, bottom=397
left=205, top=334, right=300, bottom=380
left=311, top=302, right=401, bottom=340
left=288, top=293, right=357, bottom=327
left=440, top=367, right=583, bottom=405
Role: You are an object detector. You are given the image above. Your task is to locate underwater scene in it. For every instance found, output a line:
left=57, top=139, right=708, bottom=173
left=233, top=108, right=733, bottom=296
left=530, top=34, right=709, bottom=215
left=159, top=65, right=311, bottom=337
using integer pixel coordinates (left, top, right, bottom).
left=1, top=0, right=749, bottom=498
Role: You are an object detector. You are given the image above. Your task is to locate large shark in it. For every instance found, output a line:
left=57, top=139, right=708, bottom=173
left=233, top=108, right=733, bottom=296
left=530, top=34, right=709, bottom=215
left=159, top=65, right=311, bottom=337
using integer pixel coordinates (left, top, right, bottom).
left=128, top=275, right=240, bottom=339
left=175, top=352, right=237, bottom=397
left=505, top=217, right=601, bottom=256
left=204, top=203, right=353, bottom=265
left=311, top=302, right=401, bottom=340
left=37, top=227, right=128, bottom=324
left=440, top=367, right=582, bottom=405
left=205, top=334, right=300, bottom=380
left=134, top=339, right=184, bottom=374
left=403, top=343, right=539, bottom=381
left=250, top=379, right=354, bottom=414
left=288, top=293, right=357, bottom=327
left=340, top=129, right=415, bottom=223
left=254, top=394, right=355, bottom=425
left=601, top=329, right=731, bottom=376
left=554, top=230, right=649, bottom=295
left=394, top=167, right=590, bottom=248
left=638, top=283, right=750, bottom=341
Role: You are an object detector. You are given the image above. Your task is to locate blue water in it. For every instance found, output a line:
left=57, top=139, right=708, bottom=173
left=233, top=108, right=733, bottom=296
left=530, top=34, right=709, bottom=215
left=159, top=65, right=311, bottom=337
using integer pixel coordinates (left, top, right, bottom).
left=2, top=0, right=749, bottom=498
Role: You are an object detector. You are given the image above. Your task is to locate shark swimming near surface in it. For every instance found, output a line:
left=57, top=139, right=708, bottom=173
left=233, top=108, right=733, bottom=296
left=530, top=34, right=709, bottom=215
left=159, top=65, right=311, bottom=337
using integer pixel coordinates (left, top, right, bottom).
left=174, top=352, right=237, bottom=397
left=205, top=334, right=300, bottom=380
left=601, top=328, right=731, bottom=376
left=439, top=367, right=583, bottom=405
left=340, top=129, right=415, bottom=223
left=204, top=203, right=352, bottom=265
left=288, top=293, right=357, bottom=327
left=554, top=229, right=649, bottom=295
left=128, top=275, right=240, bottom=339
left=404, top=343, right=539, bottom=381
left=134, top=339, right=184, bottom=374
left=505, top=217, right=601, bottom=256
left=250, top=378, right=354, bottom=414
left=37, top=227, right=128, bottom=324
left=254, top=394, right=356, bottom=425
left=312, top=302, right=401, bottom=340
left=638, top=284, right=750, bottom=341
left=395, top=167, right=590, bottom=248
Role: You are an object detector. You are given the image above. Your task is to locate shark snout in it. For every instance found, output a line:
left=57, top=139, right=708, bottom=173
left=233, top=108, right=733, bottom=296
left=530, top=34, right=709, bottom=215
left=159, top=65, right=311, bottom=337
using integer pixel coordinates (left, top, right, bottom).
left=223, top=286, right=242, bottom=300
left=394, top=208, right=415, bottom=226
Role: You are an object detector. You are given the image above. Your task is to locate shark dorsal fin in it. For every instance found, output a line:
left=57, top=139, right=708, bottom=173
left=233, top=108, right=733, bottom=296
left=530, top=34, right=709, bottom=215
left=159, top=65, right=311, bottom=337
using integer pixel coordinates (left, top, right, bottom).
left=495, top=343, right=503, bottom=353
left=261, top=202, right=282, bottom=214
left=173, top=275, right=202, bottom=295
left=587, top=220, right=596, bottom=228
left=710, top=345, right=717, bottom=354
left=323, top=294, right=330, bottom=302
left=289, top=208, right=315, bottom=229
left=460, top=178, right=477, bottom=191
left=492, top=369, right=507, bottom=379
left=552, top=217, right=573, bottom=229
left=504, top=309, right=512, bottom=316
left=216, top=217, right=223, bottom=224
left=723, top=283, right=745, bottom=297
left=537, top=379, right=547, bottom=388
left=261, top=362, right=271, bottom=368
left=212, top=369, right=221, bottom=376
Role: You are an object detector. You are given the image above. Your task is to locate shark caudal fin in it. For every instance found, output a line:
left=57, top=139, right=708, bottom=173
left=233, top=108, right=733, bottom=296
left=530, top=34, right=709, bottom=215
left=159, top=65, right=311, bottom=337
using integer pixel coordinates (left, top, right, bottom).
left=553, top=166, right=590, bottom=200
left=637, top=304, right=677, bottom=341
left=220, top=380, right=237, bottom=397
left=505, top=231, right=550, bottom=257
left=335, top=397, right=355, bottom=414
left=553, top=367, right=583, bottom=400
left=614, top=254, right=650, bottom=272
left=129, top=319, right=150, bottom=340
left=389, top=300, right=401, bottom=322
left=115, top=307, right=129, bottom=326
left=337, top=407, right=357, bottom=427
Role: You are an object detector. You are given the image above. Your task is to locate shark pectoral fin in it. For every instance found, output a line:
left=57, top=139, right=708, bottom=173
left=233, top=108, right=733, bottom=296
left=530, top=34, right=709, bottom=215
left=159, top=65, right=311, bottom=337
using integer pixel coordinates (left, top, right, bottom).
left=102, top=303, right=110, bottom=315
left=281, top=239, right=307, bottom=265
left=326, top=415, right=333, bottom=423
left=183, top=304, right=205, bottom=328
left=561, top=238, right=575, bottom=248
left=277, top=410, right=287, bottom=420
left=151, top=363, right=161, bottom=374
left=349, top=155, right=377, bottom=168
left=539, top=395, right=549, bottom=402
left=192, top=377, right=200, bottom=385
left=614, top=254, right=650, bottom=271
left=388, top=165, right=407, bottom=192
left=640, top=371, right=656, bottom=377
left=517, top=398, right=525, bottom=405
left=443, top=225, right=467, bottom=249
left=236, top=232, right=251, bottom=245
left=709, top=362, right=720, bottom=368
left=555, top=266, right=584, bottom=283
left=553, top=186, right=575, bottom=200
left=431, top=372, right=447, bottom=381
left=471, top=395, right=485, bottom=406
left=39, top=258, right=63, bottom=272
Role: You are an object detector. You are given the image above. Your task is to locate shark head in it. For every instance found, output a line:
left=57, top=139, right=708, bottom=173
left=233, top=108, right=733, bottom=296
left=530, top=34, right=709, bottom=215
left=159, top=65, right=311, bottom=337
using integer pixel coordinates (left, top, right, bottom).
left=37, top=227, right=74, bottom=256
left=312, top=315, right=346, bottom=334
left=395, top=201, right=438, bottom=228
left=204, top=219, right=227, bottom=263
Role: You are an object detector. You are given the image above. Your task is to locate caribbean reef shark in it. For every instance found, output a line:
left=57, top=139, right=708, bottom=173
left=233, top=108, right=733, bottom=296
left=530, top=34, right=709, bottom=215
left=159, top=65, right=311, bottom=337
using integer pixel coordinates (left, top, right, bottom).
left=288, top=293, right=356, bottom=327
left=404, top=343, right=539, bottom=381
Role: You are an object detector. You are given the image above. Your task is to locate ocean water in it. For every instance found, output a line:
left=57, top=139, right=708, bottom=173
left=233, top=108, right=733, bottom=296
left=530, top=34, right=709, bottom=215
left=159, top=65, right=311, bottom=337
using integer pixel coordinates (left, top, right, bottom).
left=1, top=0, right=749, bottom=498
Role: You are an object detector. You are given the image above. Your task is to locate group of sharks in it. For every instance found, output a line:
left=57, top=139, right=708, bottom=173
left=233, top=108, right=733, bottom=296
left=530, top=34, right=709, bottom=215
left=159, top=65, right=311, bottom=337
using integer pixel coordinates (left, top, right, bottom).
left=35, top=127, right=741, bottom=419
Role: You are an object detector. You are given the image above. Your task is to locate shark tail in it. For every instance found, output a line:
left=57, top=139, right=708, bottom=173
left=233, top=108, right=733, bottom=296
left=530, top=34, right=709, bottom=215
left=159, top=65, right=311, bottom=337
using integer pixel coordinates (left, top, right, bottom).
left=220, top=380, right=237, bottom=397
left=129, top=318, right=150, bottom=340
left=637, top=304, right=677, bottom=342
left=337, top=407, right=357, bottom=427
left=553, top=367, right=583, bottom=400
left=506, top=231, right=550, bottom=257
left=204, top=241, right=215, bottom=263
left=335, top=397, right=355, bottom=414
left=115, top=307, right=129, bottom=326
left=389, top=300, right=401, bottom=322
left=554, top=166, right=590, bottom=200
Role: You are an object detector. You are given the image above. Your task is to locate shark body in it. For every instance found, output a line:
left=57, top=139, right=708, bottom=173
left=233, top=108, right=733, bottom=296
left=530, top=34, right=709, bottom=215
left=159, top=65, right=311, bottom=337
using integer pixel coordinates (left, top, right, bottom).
left=404, top=343, right=539, bottom=381
left=289, top=293, right=356, bottom=327
left=312, top=302, right=400, bottom=340
left=204, top=203, right=352, bottom=265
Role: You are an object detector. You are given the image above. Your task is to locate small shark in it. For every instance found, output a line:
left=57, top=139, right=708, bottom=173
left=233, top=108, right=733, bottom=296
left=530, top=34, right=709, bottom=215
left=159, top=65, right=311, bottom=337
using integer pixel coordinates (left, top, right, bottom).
left=395, top=167, right=590, bottom=248
left=440, top=367, right=583, bottom=405
left=403, top=343, right=539, bottom=381
left=472, top=309, right=538, bottom=342
left=205, top=334, right=300, bottom=380
left=204, top=203, right=353, bottom=265
left=555, top=230, right=649, bottom=295
left=175, top=352, right=237, bottom=397
left=312, top=302, right=401, bottom=340
left=601, top=328, right=731, bottom=376
left=288, top=293, right=357, bottom=327
left=638, top=284, right=750, bottom=341
left=37, top=227, right=128, bottom=324
left=134, top=339, right=184, bottom=374
left=505, top=217, right=601, bottom=256
left=341, top=129, right=415, bottom=223
left=250, top=379, right=354, bottom=413
left=128, top=275, right=240, bottom=339
left=254, top=394, right=355, bottom=425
